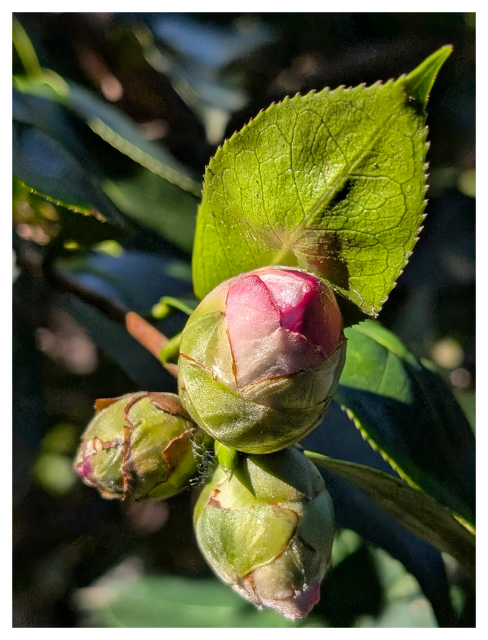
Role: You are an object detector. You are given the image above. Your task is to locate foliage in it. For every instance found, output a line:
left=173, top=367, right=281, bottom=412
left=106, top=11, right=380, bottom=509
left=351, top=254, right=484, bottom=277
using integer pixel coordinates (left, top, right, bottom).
left=193, top=48, right=451, bottom=316
left=13, top=13, right=475, bottom=629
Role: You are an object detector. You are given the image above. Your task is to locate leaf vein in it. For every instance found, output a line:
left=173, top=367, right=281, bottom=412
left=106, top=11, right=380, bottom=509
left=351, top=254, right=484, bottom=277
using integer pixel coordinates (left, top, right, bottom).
left=271, top=109, right=396, bottom=264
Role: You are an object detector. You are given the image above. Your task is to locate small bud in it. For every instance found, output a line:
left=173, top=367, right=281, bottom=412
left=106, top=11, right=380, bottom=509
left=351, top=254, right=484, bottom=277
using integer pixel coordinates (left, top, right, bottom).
left=179, top=266, right=346, bottom=453
left=193, top=447, right=335, bottom=620
left=74, top=392, right=211, bottom=500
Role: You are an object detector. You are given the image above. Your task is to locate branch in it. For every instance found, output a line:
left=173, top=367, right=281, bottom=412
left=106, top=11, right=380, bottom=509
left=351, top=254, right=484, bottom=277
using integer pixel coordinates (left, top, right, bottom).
left=15, top=239, right=178, bottom=378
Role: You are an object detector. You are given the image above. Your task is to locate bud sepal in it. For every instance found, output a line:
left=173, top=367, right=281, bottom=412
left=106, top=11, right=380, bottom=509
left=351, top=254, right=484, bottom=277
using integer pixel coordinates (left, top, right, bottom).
left=74, top=392, right=211, bottom=501
left=193, top=446, right=335, bottom=620
left=179, top=266, right=346, bottom=454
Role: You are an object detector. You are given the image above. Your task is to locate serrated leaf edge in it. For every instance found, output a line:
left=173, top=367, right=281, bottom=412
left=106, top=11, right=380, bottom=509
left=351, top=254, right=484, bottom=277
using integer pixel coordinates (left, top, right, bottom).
left=339, top=403, right=423, bottom=492
left=198, top=76, right=428, bottom=316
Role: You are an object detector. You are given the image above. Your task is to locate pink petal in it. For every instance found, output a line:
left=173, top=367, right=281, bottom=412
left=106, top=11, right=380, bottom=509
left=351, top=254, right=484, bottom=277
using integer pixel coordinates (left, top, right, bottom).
left=226, top=275, right=281, bottom=386
left=286, top=582, right=322, bottom=620
left=260, top=269, right=318, bottom=334
left=259, top=582, right=322, bottom=621
left=225, top=268, right=344, bottom=389
left=75, top=441, right=94, bottom=480
left=301, top=286, right=343, bottom=356
left=259, top=269, right=343, bottom=356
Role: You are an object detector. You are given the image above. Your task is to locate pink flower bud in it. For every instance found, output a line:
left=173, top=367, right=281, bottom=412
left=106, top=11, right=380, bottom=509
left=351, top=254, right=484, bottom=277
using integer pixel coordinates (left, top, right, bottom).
left=73, top=392, right=211, bottom=501
left=179, top=267, right=346, bottom=454
left=193, top=447, right=335, bottom=620
left=226, top=268, right=343, bottom=388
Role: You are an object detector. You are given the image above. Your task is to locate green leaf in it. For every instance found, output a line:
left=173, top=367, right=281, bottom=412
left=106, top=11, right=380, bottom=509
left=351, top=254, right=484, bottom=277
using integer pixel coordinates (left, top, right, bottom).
left=192, top=47, right=451, bottom=315
left=13, top=121, right=126, bottom=225
left=404, top=46, right=454, bottom=106
left=76, top=574, right=297, bottom=627
left=152, top=296, right=196, bottom=319
left=12, top=15, right=41, bottom=77
left=14, top=73, right=201, bottom=196
left=335, top=320, right=475, bottom=525
left=305, top=452, right=475, bottom=572
left=103, top=170, right=197, bottom=254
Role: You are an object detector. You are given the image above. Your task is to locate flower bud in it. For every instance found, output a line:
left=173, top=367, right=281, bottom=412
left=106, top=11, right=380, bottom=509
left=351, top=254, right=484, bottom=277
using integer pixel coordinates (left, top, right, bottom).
left=74, top=392, right=211, bottom=500
left=179, top=266, right=346, bottom=453
left=193, top=447, right=335, bottom=620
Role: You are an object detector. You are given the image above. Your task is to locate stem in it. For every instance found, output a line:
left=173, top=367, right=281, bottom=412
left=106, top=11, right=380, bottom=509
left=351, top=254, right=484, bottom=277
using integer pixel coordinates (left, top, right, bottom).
left=15, top=239, right=178, bottom=378
left=12, top=15, right=42, bottom=77
left=125, top=312, right=178, bottom=378
left=159, top=331, right=182, bottom=365
left=152, top=296, right=196, bottom=319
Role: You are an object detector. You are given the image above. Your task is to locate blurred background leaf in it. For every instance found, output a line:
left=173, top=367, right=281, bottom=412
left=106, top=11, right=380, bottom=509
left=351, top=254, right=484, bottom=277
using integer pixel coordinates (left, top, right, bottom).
left=103, top=170, right=197, bottom=254
left=75, top=568, right=297, bottom=628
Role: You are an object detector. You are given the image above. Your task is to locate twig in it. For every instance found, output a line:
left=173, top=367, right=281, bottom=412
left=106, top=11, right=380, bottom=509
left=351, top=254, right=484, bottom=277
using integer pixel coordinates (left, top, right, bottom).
left=15, top=239, right=178, bottom=378
left=125, top=312, right=178, bottom=378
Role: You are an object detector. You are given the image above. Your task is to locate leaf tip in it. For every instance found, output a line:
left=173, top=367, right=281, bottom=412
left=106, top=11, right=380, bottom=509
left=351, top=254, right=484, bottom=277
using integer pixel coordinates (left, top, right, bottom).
left=404, top=45, right=453, bottom=106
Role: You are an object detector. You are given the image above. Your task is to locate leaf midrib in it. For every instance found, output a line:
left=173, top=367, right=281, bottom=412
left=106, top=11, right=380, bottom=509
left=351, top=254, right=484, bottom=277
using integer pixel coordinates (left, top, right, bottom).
left=271, top=106, right=396, bottom=266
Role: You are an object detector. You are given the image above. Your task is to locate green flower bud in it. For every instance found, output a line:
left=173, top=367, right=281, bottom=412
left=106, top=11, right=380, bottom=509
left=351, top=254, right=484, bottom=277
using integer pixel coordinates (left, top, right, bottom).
left=74, top=392, right=211, bottom=500
left=193, top=447, right=335, bottom=620
left=179, top=266, right=346, bottom=454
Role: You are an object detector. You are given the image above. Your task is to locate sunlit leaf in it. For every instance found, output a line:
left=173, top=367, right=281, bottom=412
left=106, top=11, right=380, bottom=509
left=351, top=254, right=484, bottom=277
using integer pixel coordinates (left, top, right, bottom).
left=192, top=47, right=452, bottom=316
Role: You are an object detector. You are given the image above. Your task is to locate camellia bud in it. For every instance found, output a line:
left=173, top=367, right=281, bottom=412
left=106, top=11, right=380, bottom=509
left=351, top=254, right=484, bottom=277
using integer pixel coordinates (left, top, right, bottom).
left=74, top=392, right=211, bottom=500
left=193, top=446, right=335, bottom=620
left=179, top=266, right=346, bottom=453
